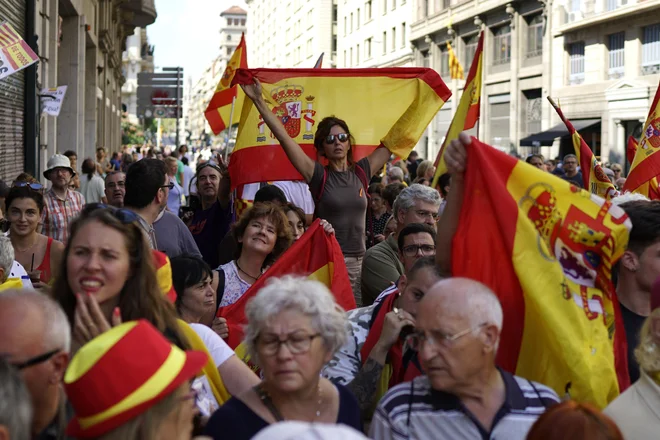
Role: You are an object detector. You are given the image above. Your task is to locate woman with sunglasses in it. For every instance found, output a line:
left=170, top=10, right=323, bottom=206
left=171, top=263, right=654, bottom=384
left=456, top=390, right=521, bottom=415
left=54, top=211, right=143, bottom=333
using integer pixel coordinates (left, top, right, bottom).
left=5, top=185, right=64, bottom=289
left=242, top=81, right=392, bottom=305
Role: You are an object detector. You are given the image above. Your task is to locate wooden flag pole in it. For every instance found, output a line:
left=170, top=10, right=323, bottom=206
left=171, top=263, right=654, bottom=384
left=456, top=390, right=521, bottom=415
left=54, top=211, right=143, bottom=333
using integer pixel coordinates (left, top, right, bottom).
left=224, top=95, right=237, bottom=162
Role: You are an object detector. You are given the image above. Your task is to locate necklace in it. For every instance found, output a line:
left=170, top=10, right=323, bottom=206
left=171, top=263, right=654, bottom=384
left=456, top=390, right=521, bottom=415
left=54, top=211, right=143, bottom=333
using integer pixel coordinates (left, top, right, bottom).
left=13, top=235, right=38, bottom=253
left=235, top=260, right=261, bottom=280
left=257, top=382, right=323, bottom=421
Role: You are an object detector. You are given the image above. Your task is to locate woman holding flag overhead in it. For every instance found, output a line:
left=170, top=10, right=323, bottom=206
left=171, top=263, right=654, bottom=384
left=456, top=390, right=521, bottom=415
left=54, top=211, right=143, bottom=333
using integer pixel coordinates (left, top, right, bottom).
left=241, top=80, right=392, bottom=305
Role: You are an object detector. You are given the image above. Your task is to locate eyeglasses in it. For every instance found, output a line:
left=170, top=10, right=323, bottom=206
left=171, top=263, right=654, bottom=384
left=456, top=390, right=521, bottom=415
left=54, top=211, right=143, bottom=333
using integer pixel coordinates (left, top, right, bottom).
left=257, top=333, right=321, bottom=356
left=11, top=348, right=60, bottom=370
left=12, top=182, right=44, bottom=191
left=105, top=181, right=126, bottom=189
left=414, top=209, right=439, bottom=222
left=612, top=168, right=622, bottom=173
left=324, top=133, right=349, bottom=144
left=402, top=244, right=436, bottom=257
left=83, top=203, right=140, bottom=224
left=405, top=323, right=487, bottom=351
left=161, top=182, right=175, bottom=190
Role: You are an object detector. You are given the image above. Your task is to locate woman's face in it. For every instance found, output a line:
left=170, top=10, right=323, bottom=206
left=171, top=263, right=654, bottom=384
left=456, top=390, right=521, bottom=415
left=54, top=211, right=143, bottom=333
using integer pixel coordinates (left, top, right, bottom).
left=66, top=220, right=131, bottom=304
left=286, top=210, right=305, bottom=241
left=257, top=309, right=331, bottom=394
left=239, top=216, right=277, bottom=255
left=8, top=198, right=40, bottom=236
left=181, top=274, right=215, bottom=319
left=370, top=194, right=385, bottom=211
left=156, top=383, right=197, bottom=440
left=424, top=165, right=436, bottom=180
left=322, top=125, right=350, bottom=161
left=168, top=161, right=178, bottom=176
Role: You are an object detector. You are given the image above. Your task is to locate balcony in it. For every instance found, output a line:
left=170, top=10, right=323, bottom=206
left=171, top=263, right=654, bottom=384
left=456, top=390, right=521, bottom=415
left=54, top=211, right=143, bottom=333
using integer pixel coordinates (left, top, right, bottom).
left=120, top=0, right=157, bottom=28
left=556, top=0, right=660, bottom=35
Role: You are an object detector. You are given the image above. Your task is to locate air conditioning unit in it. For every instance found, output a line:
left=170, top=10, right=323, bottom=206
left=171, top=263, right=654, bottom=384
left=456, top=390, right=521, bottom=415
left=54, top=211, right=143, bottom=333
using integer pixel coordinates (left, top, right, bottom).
left=568, top=11, right=583, bottom=22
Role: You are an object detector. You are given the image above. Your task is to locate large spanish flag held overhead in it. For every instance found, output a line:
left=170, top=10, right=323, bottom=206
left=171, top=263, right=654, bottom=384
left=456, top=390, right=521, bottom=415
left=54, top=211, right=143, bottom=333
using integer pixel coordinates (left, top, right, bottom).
left=229, top=68, right=451, bottom=189
left=623, top=81, right=660, bottom=195
left=431, top=31, right=483, bottom=188
left=625, top=136, right=660, bottom=199
left=548, top=97, right=618, bottom=199
left=204, top=33, right=248, bottom=135
left=218, top=220, right=356, bottom=352
left=453, top=138, right=631, bottom=408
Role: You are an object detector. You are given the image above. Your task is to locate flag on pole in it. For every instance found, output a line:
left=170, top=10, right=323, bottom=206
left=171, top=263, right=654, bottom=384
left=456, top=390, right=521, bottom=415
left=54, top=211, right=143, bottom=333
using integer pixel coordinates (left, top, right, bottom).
left=313, top=53, right=324, bottom=68
left=229, top=68, right=451, bottom=189
left=625, top=132, right=660, bottom=199
left=218, top=220, right=356, bottom=356
left=453, top=137, right=631, bottom=408
left=0, top=21, right=39, bottom=80
left=623, top=81, right=660, bottom=194
left=431, top=31, right=484, bottom=187
left=548, top=97, right=618, bottom=199
left=447, top=41, right=464, bottom=80
left=204, top=33, right=248, bottom=135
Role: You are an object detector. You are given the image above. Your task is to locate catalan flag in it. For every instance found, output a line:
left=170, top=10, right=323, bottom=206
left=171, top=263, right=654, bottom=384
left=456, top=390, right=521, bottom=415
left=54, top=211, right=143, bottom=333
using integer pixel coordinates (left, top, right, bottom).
left=229, top=68, right=451, bottom=189
left=447, top=41, right=464, bottom=80
left=204, top=33, right=248, bottom=135
left=218, top=220, right=356, bottom=353
left=453, top=137, right=631, bottom=408
left=432, top=31, right=483, bottom=187
left=625, top=135, right=660, bottom=199
left=549, top=97, right=618, bottom=199
left=623, top=81, right=660, bottom=195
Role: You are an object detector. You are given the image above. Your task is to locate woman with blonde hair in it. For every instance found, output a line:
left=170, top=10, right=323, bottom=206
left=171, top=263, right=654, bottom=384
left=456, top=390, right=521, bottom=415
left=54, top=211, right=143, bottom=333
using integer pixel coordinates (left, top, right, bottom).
left=415, top=160, right=435, bottom=181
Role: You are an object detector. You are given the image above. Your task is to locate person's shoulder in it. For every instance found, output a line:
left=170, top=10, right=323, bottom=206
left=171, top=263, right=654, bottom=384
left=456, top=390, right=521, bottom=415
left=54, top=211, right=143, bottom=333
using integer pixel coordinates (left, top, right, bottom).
left=512, top=375, right=560, bottom=408
left=205, top=396, right=249, bottom=430
left=378, top=377, right=432, bottom=415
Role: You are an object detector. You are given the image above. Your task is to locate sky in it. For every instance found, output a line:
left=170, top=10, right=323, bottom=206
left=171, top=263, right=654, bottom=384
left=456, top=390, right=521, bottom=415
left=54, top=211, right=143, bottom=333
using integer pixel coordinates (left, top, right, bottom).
left=147, top=0, right=247, bottom=84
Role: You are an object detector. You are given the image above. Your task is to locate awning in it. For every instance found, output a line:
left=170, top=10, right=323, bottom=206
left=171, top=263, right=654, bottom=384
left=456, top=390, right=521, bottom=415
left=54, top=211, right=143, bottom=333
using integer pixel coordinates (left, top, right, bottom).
left=519, top=119, right=600, bottom=147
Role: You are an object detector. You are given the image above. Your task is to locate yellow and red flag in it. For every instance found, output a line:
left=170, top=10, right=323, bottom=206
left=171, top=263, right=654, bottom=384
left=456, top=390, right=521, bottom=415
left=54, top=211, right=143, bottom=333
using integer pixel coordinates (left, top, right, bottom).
left=447, top=41, right=464, bottom=80
left=0, top=21, right=39, bottom=80
left=627, top=136, right=637, bottom=165
left=218, top=220, right=356, bottom=352
left=549, top=97, right=618, bottom=199
left=153, top=250, right=177, bottom=303
left=229, top=68, right=451, bottom=189
left=204, top=33, right=248, bottom=135
left=623, top=81, right=660, bottom=195
left=453, top=137, right=631, bottom=408
left=625, top=135, right=660, bottom=199
left=431, top=31, right=483, bottom=187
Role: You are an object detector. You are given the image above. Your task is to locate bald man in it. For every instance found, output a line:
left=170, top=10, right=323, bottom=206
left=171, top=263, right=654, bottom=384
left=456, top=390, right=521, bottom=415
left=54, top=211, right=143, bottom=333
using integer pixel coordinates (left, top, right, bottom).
left=370, top=278, right=559, bottom=440
left=0, top=290, right=71, bottom=439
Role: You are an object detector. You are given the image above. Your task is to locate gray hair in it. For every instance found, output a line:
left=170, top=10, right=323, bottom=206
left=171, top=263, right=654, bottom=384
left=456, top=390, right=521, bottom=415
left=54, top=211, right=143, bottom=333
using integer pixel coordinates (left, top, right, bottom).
left=244, top=276, right=348, bottom=365
left=0, top=290, right=71, bottom=352
left=392, top=184, right=441, bottom=219
left=388, top=167, right=404, bottom=180
left=563, top=154, right=577, bottom=161
left=611, top=192, right=649, bottom=206
left=0, top=358, right=32, bottom=440
left=0, top=237, right=14, bottom=282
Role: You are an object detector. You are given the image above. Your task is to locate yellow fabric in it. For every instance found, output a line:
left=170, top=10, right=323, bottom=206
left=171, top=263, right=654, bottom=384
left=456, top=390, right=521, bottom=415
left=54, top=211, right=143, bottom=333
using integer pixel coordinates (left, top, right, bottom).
left=508, top=162, right=630, bottom=408
left=0, top=277, right=25, bottom=292
left=447, top=41, right=464, bottom=80
left=375, top=363, right=393, bottom=408
left=156, top=259, right=173, bottom=295
left=628, top=93, right=660, bottom=192
left=209, top=42, right=246, bottom=134
left=177, top=320, right=231, bottom=405
left=571, top=131, right=618, bottom=199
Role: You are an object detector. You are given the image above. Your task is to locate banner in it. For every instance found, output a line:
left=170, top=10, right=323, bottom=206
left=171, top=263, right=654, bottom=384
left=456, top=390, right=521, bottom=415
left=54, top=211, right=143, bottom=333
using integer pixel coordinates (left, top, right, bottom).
left=40, top=86, right=68, bottom=116
left=0, top=21, right=39, bottom=80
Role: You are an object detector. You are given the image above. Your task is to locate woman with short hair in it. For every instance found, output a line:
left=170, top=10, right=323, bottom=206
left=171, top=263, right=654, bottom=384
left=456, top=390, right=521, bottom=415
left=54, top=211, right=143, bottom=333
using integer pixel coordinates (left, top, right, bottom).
left=204, top=276, right=361, bottom=439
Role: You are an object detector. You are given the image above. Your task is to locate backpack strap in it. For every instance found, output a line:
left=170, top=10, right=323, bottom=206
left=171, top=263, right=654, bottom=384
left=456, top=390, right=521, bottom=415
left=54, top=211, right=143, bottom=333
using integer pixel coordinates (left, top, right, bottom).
left=215, top=268, right=226, bottom=314
left=313, top=168, right=328, bottom=205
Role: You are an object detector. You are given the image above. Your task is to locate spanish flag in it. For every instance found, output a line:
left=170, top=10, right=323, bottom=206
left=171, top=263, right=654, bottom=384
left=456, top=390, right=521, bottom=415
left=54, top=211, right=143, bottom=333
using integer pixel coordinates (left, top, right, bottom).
left=204, top=33, right=248, bottom=135
left=623, top=81, right=660, bottom=195
left=432, top=31, right=483, bottom=188
left=625, top=135, right=660, bottom=199
left=153, top=250, right=177, bottom=303
left=627, top=136, right=637, bottom=165
left=229, top=68, right=451, bottom=189
left=549, top=97, right=618, bottom=199
left=453, top=137, right=631, bottom=408
left=447, top=41, right=464, bottom=80
left=218, top=220, right=356, bottom=353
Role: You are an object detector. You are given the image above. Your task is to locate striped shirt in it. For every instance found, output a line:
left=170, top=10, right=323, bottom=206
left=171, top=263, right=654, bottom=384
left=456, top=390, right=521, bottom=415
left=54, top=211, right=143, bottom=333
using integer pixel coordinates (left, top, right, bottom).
left=41, top=188, right=85, bottom=245
left=370, top=370, right=559, bottom=440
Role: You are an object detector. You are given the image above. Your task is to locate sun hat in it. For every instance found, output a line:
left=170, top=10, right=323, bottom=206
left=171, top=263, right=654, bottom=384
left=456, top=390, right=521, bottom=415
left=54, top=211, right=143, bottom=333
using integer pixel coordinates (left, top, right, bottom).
left=64, top=319, right=207, bottom=438
left=43, top=154, right=76, bottom=179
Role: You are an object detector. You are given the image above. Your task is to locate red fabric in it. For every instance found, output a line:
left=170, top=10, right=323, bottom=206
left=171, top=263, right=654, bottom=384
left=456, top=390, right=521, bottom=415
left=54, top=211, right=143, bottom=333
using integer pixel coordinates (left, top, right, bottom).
left=36, top=236, right=53, bottom=283
left=463, top=32, right=484, bottom=130
left=627, top=136, right=638, bottom=166
left=624, top=85, right=660, bottom=193
left=218, top=220, right=356, bottom=349
left=360, top=291, right=423, bottom=387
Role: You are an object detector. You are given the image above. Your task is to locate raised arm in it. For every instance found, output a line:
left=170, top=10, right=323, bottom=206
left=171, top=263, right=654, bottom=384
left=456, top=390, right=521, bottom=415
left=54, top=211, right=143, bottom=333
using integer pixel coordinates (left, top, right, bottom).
left=366, top=145, right=392, bottom=178
left=241, top=80, right=316, bottom=182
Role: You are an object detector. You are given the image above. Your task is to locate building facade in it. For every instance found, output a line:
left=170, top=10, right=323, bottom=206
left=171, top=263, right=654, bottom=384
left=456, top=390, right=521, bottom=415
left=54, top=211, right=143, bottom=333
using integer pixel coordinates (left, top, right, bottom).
left=121, top=27, right=154, bottom=124
left=247, top=0, right=337, bottom=68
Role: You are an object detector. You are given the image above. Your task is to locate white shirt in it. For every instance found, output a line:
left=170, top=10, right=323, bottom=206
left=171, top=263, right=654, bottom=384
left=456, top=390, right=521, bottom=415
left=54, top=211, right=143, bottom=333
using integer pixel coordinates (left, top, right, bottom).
left=182, top=165, right=195, bottom=196
left=80, top=174, right=105, bottom=204
left=189, top=323, right=234, bottom=366
left=273, top=180, right=315, bottom=215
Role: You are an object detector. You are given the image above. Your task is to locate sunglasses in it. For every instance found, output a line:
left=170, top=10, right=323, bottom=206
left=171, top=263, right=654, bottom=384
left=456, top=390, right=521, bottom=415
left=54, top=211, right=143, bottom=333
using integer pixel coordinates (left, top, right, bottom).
left=11, top=348, right=60, bottom=370
left=83, top=203, right=140, bottom=224
left=12, top=181, right=44, bottom=191
left=325, top=133, right=349, bottom=144
left=161, top=182, right=175, bottom=190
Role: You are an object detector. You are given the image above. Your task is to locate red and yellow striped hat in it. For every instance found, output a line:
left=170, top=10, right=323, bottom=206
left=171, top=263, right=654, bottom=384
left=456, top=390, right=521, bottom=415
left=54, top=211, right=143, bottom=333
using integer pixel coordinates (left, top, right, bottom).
left=64, top=319, right=207, bottom=438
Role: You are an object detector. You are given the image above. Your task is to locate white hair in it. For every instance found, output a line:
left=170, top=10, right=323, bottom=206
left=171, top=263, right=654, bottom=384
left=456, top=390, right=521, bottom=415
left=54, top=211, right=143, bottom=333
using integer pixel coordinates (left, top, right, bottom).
left=611, top=192, right=649, bottom=206
left=244, top=276, right=348, bottom=365
left=392, top=183, right=441, bottom=219
left=388, top=167, right=404, bottom=180
left=0, top=290, right=71, bottom=352
left=0, top=358, right=32, bottom=440
left=0, top=237, right=14, bottom=282
left=465, top=286, right=504, bottom=332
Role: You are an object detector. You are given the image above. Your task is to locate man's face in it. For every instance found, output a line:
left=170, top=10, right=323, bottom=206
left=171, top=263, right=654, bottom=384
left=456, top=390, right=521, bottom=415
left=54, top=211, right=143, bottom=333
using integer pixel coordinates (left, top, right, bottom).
left=105, top=173, right=126, bottom=207
left=632, top=241, right=660, bottom=293
left=612, top=166, right=622, bottom=180
left=398, top=267, right=441, bottom=320
left=48, top=167, right=72, bottom=189
left=158, top=175, right=170, bottom=209
left=563, top=157, right=578, bottom=174
left=398, top=232, right=436, bottom=272
left=399, top=199, right=439, bottom=227
left=197, top=166, right=221, bottom=199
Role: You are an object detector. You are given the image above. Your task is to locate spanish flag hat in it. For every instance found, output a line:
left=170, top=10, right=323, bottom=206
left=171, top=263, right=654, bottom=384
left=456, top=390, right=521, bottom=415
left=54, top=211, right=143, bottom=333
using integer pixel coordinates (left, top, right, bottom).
left=64, top=319, right=207, bottom=438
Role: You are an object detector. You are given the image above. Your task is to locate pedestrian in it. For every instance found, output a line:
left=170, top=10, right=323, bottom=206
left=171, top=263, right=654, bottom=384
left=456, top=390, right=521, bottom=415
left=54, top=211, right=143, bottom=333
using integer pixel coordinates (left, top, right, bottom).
left=62, top=150, right=81, bottom=190
left=41, top=154, right=85, bottom=244
left=560, top=154, right=583, bottom=188
left=366, top=183, right=390, bottom=249
left=104, top=171, right=126, bottom=208
left=79, top=158, right=107, bottom=204
left=164, top=156, right=184, bottom=216
left=181, top=156, right=195, bottom=199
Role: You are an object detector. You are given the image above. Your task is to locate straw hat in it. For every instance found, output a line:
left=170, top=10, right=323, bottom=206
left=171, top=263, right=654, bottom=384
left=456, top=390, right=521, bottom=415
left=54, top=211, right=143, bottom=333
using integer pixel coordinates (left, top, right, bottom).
left=43, top=154, right=76, bottom=179
left=64, top=319, right=207, bottom=438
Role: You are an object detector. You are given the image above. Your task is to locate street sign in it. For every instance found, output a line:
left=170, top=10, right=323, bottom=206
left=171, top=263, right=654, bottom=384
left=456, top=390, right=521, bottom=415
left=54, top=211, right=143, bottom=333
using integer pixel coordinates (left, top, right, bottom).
left=137, top=106, right=181, bottom=118
left=136, top=87, right=182, bottom=104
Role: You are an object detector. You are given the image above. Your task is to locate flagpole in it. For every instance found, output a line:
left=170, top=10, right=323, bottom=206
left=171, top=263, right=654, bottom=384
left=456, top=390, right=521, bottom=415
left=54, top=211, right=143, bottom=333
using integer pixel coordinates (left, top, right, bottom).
left=224, top=95, right=237, bottom=162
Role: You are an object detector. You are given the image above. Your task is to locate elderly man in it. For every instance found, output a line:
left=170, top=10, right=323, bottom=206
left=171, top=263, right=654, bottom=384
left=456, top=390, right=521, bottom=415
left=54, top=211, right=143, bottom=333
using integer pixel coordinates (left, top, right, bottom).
left=371, top=278, right=559, bottom=439
left=0, top=357, right=33, bottom=440
left=41, top=154, right=85, bottom=244
left=0, top=237, right=23, bottom=292
left=560, top=154, right=583, bottom=188
left=387, top=167, right=406, bottom=185
left=324, top=256, right=444, bottom=413
left=361, top=184, right=441, bottom=305
left=0, top=290, right=71, bottom=439
left=104, top=171, right=126, bottom=208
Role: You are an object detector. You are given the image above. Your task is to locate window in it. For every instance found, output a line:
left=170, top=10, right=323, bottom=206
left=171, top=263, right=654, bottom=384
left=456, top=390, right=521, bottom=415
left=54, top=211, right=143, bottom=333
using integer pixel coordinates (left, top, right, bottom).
left=526, top=15, right=543, bottom=58
left=489, top=94, right=511, bottom=148
left=307, top=38, right=313, bottom=58
left=344, top=50, right=347, bottom=67
left=642, top=24, right=660, bottom=75
left=366, top=0, right=372, bottom=20
left=226, top=47, right=231, bottom=55
left=357, top=9, right=361, bottom=28
left=417, top=0, right=428, bottom=19
left=227, top=34, right=231, bottom=41
left=522, top=89, right=542, bottom=135
left=384, top=0, right=388, bottom=15
left=608, top=32, right=625, bottom=79
left=401, top=22, right=406, bottom=48
left=383, top=31, right=387, bottom=54
left=422, top=50, right=430, bottom=68
left=350, top=12, right=353, bottom=32
left=227, top=18, right=233, bottom=25
left=464, top=34, right=478, bottom=67
left=568, top=42, right=585, bottom=84
left=357, top=43, right=360, bottom=64
left=392, top=27, right=396, bottom=51
left=344, top=16, right=347, bottom=36
left=241, top=19, right=246, bottom=26
left=493, top=26, right=512, bottom=65
left=350, top=47, right=353, bottom=66
left=439, top=45, right=450, bottom=77
left=366, top=37, right=372, bottom=58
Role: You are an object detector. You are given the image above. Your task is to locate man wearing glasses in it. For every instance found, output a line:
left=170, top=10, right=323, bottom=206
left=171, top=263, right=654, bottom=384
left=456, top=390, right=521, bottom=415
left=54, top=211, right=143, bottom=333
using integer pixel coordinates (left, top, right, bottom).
left=361, top=184, right=441, bottom=306
left=371, top=278, right=559, bottom=439
left=0, top=290, right=71, bottom=439
left=104, top=171, right=126, bottom=208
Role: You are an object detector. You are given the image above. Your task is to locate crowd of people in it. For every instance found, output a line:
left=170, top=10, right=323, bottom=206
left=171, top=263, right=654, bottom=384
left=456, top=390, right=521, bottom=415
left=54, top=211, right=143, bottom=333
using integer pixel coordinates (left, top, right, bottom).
left=0, top=110, right=658, bottom=440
